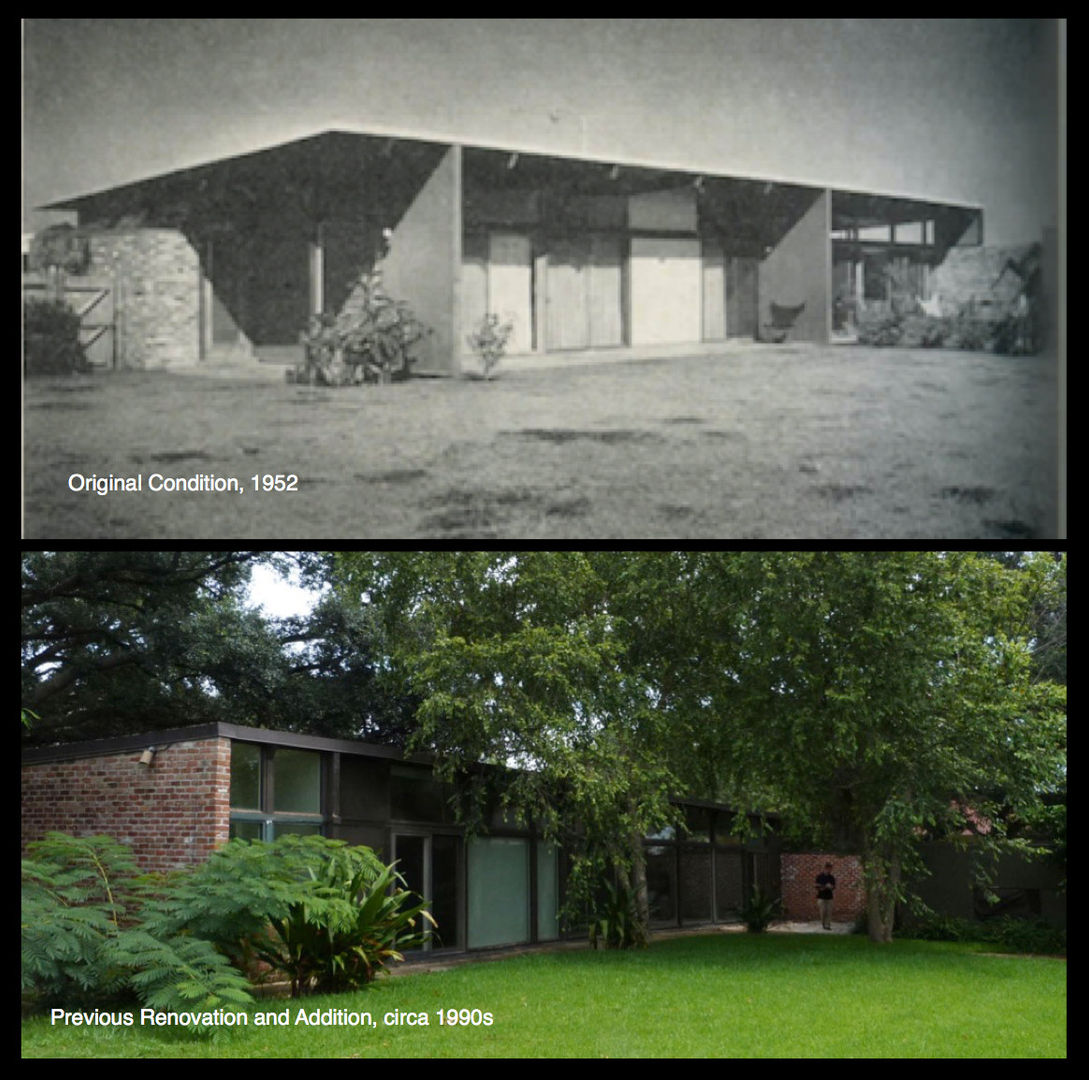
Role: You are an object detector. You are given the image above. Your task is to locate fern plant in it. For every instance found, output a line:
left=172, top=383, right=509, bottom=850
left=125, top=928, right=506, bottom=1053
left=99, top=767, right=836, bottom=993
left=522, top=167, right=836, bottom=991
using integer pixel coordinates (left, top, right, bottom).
left=22, top=832, right=143, bottom=1001
left=22, top=832, right=255, bottom=1019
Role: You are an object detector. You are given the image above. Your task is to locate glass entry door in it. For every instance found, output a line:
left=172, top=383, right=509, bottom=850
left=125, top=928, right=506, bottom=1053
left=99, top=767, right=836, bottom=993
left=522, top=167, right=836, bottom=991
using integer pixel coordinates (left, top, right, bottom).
left=392, top=833, right=459, bottom=950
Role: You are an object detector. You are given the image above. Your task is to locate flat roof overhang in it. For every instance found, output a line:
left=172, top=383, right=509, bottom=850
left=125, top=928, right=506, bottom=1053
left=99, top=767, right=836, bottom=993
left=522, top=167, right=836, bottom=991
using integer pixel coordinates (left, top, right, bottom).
left=20, top=721, right=432, bottom=766
left=41, top=126, right=982, bottom=232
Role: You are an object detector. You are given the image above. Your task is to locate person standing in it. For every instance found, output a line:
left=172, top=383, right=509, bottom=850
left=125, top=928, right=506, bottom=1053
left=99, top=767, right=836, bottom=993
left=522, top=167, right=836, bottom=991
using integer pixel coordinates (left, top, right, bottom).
left=816, top=862, right=836, bottom=930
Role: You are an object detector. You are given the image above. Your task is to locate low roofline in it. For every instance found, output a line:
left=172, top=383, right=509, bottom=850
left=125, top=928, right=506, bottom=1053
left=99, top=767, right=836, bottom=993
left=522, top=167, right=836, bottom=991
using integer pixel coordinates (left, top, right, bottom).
left=39, top=123, right=984, bottom=216
left=20, top=722, right=769, bottom=821
left=20, top=722, right=429, bottom=766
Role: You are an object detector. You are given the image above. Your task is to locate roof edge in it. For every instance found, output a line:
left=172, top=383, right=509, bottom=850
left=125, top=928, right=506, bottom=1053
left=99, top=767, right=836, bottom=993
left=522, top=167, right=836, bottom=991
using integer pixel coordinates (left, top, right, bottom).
left=38, top=123, right=984, bottom=216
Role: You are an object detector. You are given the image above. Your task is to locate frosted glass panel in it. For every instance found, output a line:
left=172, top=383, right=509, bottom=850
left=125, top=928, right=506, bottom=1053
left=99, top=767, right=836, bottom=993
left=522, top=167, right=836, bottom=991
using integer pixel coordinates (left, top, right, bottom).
left=536, top=843, right=560, bottom=941
left=230, top=742, right=261, bottom=810
left=273, top=749, right=320, bottom=813
left=468, top=837, right=529, bottom=948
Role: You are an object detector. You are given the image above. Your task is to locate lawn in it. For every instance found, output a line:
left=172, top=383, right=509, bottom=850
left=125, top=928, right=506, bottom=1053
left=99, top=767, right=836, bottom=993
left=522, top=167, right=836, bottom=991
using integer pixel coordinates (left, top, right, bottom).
left=21, top=933, right=1066, bottom=1058
left=23, top=344, right=1060, bottom=539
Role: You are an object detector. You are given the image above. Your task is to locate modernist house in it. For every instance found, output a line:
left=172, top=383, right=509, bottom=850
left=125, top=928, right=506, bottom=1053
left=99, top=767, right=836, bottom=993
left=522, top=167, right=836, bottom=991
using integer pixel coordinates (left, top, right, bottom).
left=40, top=128, right=984, bottom=372
left=21, top=723, right=782, bottom=953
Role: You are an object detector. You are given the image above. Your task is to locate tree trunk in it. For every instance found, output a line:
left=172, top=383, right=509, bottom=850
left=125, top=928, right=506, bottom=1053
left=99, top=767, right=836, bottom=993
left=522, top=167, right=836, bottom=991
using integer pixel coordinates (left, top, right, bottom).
left=864, top=849, right=900, bottom=943
left=629, top=834, right=650, bottom=947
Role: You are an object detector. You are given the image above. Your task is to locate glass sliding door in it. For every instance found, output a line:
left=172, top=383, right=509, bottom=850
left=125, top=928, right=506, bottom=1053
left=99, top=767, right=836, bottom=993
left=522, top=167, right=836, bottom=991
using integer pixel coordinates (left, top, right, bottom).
left=467, top=836, right=530, bottom=949
left=392, top=832, right=460, bottom=950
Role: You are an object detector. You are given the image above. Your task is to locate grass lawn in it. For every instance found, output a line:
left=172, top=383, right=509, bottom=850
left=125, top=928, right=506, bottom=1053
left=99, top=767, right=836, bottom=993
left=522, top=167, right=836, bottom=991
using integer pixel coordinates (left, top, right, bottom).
left=21, top=933, right=1066, bottom=1058
left=23, top=344, right=1060, bottom=539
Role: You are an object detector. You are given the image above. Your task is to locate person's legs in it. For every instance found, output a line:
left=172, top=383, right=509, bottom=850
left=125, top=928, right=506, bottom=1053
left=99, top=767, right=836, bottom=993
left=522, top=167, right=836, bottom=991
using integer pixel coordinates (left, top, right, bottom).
left=818, top=898, right=832, bottom=929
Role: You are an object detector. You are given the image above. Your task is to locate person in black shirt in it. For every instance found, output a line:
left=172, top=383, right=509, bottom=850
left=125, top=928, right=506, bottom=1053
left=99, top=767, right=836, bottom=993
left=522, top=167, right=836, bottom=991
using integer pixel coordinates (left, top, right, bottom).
left=816, top=862, right=836, bottom=930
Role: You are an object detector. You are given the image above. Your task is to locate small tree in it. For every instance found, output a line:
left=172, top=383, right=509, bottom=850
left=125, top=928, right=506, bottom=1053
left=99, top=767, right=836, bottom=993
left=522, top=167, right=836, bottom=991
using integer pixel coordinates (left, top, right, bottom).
left=465, top=313, right=514, bottom=379
left=28, top=223, right=90, bottom=300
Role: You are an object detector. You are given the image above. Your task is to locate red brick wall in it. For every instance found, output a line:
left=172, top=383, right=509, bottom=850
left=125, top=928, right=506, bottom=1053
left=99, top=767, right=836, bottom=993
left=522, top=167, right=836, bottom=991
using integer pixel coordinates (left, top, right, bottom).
left=780, top=853, right=865, bottom=923
left=21, top=737, right=231, bottom=873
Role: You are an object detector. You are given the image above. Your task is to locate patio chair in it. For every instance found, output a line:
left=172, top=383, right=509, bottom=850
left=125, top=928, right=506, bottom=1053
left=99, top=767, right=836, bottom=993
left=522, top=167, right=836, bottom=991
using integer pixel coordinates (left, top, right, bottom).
left=761, top=301, right=806, bottom=343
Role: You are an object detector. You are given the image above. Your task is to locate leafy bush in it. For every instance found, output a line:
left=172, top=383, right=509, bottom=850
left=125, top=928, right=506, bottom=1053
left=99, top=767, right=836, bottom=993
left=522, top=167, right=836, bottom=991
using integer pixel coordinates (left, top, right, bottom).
left=739, top=883, right=781, bottom=933
left=28, top=223, right=90, bottom=278
left=22, top=832, right=141, bottom=1003
left=856, top=309, right=903, bottom=346
left=139, top=835, right=434, bottom=996
left=247, top=841, right=435, bottom=995
left=992, top=311, right=1039, bottom=355
left=465, top=313, right=514, bottom=379
left=898, top=314, right=950, bottom=348
left=291, top=270, right=430, bottom=386
left=902, top=912, right=1065, bottom=954
left=23, top=832, right=434, bottom=1026
left=24, top=297, right=89, bottom=375
left=944, top=310, right=994, bottom=352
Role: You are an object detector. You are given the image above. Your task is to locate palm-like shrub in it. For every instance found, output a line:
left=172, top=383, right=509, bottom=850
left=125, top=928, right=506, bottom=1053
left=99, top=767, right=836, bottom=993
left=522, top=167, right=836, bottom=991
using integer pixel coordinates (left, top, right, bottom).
left=589, top=879, right=646, bottom=949
left=255, top=851, right=436, bottom=995
left=739, top=883, right=781, bottom=933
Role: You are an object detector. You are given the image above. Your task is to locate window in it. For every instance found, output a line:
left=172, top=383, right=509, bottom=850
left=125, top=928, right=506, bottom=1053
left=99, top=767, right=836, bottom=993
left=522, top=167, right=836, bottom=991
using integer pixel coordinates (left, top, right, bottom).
left=229, top=742, right=324, bottom=841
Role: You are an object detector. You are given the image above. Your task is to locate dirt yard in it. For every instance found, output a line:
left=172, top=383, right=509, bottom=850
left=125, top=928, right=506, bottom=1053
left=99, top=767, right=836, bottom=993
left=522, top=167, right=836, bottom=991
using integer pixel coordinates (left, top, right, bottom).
left=23, top=344, right=1061, bottom=539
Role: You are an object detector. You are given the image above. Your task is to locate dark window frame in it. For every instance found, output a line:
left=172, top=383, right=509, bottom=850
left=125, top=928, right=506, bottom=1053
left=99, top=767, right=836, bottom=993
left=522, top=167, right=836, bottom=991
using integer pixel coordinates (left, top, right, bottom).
left=228, top=741, right=325, bottom=842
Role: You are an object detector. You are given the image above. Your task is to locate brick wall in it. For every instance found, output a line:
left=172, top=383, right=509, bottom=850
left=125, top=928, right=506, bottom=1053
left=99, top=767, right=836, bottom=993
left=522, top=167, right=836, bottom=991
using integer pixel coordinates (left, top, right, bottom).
left=21, top=737, right=231, bottom=873
left=86, top=229, right=201, bottom=369
left=780, top=853, right=865, bottom=923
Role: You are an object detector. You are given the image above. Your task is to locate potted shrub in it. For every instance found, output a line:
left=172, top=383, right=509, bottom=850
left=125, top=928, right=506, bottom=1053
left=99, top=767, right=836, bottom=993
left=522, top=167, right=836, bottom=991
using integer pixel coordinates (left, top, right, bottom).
left=290, top=269, right=430, bottom=386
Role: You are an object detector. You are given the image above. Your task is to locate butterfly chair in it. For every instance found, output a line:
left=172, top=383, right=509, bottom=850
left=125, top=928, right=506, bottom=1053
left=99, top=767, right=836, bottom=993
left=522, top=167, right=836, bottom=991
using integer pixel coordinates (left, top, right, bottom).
left=761, top=301, right=806, bottom=343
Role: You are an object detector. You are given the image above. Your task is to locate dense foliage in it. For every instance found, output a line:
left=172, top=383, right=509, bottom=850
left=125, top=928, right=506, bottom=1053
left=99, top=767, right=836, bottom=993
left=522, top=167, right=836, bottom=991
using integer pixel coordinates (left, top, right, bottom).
left=24, top=296, right=89, bottom=375
left=291, top=270, right=430, bottom=386
left=739, top=884, right=781, bottom=933
left=21, top=551, right=416, bottom=745
left=22, top=833, right=433, bottom=1026
left=900, top=912, right=1065, bottom=955
left=22, top=832, right=252, bottom=1019
left=333, top=551, right=1066, bottom=945
left=856, top=304, right=1039, bottom=354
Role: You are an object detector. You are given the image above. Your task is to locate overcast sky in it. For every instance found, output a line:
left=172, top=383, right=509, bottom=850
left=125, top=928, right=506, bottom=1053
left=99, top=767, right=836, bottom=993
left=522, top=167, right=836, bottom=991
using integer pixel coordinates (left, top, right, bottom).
left=246, top=561, right=324, bottom=619
left=23, top=19, right=1062, bottom=244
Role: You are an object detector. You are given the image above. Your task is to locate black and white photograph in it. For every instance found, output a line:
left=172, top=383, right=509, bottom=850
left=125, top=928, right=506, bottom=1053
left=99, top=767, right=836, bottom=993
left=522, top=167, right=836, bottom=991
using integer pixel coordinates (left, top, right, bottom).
left=22, top=19, right=1065, bottom=538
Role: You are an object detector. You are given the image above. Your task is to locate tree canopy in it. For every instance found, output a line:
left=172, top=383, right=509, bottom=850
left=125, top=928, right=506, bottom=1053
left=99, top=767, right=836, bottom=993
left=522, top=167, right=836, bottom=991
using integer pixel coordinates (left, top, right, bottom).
left=21, top=551, right=414, bottom=745
left=333, top=550, right=1066, bottom=943
left=22, top=549, right=1065, bottom=945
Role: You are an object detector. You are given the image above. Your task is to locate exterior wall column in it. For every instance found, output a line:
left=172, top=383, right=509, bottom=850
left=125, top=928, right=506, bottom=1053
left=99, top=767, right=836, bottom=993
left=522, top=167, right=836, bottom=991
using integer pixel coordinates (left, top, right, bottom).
left=757, top=188, right=832, bottom=344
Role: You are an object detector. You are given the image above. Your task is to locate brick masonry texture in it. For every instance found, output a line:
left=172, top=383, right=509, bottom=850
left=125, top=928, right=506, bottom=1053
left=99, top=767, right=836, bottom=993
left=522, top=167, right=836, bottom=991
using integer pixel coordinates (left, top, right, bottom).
left=87, top=229, right=201, bottom=369
left=780, top=852, right=865, bottom=922
left=21, top=737, right=231, bottom=874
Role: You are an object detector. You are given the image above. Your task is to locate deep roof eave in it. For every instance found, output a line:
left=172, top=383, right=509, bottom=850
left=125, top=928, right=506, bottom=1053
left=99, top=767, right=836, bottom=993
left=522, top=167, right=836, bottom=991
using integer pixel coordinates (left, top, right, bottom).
left=37, top=124, right=984, bottom=217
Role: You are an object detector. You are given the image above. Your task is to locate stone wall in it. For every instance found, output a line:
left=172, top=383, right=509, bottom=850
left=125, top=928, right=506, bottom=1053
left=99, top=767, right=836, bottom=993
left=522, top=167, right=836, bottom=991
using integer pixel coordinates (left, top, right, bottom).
left=930, top=242, right=1039, bottom=314
left=86, top=229, right=201, bottom=368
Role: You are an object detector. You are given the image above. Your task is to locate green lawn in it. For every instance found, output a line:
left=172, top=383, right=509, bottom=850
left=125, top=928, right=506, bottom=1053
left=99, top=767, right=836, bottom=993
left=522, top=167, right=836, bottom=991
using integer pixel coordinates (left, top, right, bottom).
left=22, top=933, right=1066, bottom=1058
